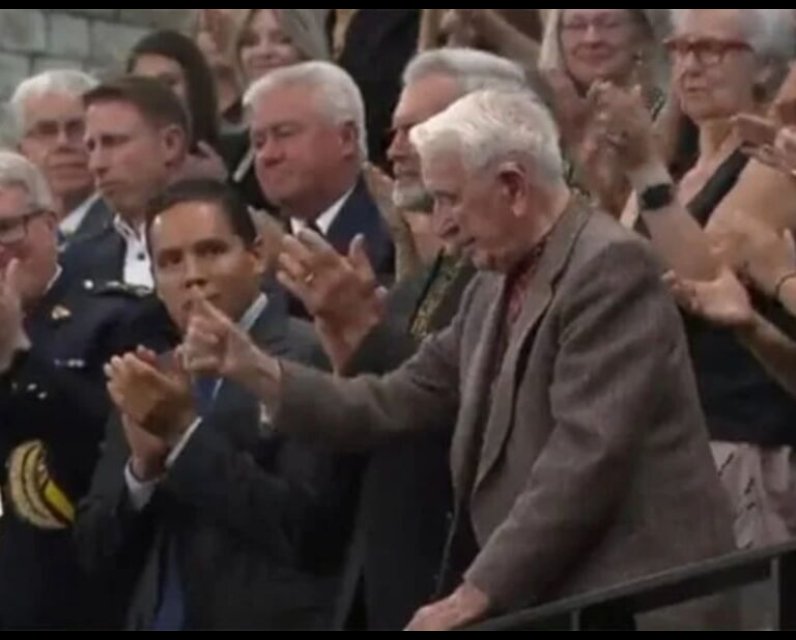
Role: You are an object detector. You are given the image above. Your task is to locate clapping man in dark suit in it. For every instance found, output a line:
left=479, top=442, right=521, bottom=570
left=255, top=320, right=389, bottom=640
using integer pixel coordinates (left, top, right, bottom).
left=247, top=61, right=394, bottom=317
left=76, top=179, right=354, bottom=630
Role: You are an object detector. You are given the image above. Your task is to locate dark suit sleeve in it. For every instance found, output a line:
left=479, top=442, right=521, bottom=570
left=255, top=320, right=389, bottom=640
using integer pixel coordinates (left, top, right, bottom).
left=162, top=417, right=313, bottom=560
left=465, top=240, right=686, bottom=610
left=344, top=320, right=419, bottom=376
left=74, top=413, right=157, bottom=580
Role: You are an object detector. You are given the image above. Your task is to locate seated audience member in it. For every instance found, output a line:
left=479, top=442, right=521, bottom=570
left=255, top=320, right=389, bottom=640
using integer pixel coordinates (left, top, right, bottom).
left=76, top=179, right=356, bottom=630
left=246, top=61, right=394, bottom=316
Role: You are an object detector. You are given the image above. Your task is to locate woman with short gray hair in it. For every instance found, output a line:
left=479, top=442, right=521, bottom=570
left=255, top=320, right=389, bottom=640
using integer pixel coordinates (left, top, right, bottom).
left=598, top=8, right=796, bottom=552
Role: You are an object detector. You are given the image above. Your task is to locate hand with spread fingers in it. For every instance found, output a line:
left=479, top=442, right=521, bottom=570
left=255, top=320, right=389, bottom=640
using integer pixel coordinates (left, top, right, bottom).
left=590, top=81, right=659, bottom=174
left=364, top=162, right=429, bottom=279
left=713, top=210, right=796, bottom=299
left=182, top=296, right=265, bottom=383
left=663, top=267, right=755, bottom=330
left=277, top=229, right=387, bottom=372
left=105, top=346, right=196, bottom=446
left=543, top=68, right=592, bottom=152
left=0, top=258, right=30, bottom=370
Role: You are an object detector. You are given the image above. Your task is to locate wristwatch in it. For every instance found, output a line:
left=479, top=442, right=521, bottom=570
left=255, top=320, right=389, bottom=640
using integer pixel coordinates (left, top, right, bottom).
left=638, top=183, right=674, bottom=211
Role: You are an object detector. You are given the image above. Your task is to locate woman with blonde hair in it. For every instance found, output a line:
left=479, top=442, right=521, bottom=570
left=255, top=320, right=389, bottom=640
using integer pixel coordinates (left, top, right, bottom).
left=235, top=9, right=330, bottom=88
left=539, top=9, right=678, bottom=216
left=539, top=9, right=669, bottom=100
left=194, top=9, right=250, bottom=130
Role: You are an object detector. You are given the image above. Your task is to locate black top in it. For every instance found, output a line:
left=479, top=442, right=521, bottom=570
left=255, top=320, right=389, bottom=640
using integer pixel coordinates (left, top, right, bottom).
left=653, top=150, right=796, bottom=446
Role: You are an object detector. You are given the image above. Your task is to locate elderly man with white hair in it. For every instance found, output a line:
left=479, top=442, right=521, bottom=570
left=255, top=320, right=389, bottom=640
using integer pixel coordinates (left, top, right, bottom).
left=273, top=48, right=529, bottom=631
left=9, top=69, right=110, bottom=249
left=0, top=151, right=145, bottom=628
left=180, top=89, right=734, bottom=630
left=246, top=60, right=394, bottom=318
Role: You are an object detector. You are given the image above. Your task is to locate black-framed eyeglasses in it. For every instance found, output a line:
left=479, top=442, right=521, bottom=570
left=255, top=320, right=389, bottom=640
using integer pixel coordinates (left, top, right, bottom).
left=0, top=209, right=49, bottom=246
left=664, top=36, right=753, bottom=66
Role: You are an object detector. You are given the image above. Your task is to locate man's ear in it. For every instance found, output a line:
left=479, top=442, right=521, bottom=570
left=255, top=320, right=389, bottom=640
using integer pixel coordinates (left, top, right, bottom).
left=248, top=235, right=270, bottom=278
left=339, top=120, right=361, bottom=159
left=496, top=161, right=529, bottom=218
left=161, top=124, right=188, bottom=168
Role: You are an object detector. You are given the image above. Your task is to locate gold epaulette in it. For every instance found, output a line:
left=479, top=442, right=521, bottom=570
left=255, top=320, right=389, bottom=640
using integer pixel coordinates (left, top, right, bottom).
left=7, top=441, right=74, bottom=530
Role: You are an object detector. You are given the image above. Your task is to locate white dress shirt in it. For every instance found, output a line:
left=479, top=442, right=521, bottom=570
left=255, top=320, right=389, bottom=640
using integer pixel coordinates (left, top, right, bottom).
left=288, top=186, right=354, bottom=237
left=125, top=294, right=269, bottom=510
left=114, top=215, right=153, bottom=290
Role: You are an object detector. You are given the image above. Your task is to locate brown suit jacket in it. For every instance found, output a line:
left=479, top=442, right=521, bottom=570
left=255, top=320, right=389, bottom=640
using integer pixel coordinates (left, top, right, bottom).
left=275, top=199, right=735, bottom=613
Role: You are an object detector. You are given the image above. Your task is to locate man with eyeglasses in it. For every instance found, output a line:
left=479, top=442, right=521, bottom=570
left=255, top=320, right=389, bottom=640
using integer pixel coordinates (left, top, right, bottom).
left=10, top=70, right=111, bottom=251
left=0, top=151, right=157, bottom=629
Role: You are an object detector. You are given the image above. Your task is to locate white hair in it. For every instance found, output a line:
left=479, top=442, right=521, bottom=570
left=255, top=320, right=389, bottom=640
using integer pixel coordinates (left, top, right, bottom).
left=403, top=47, right=528, bottom=94
left=410, top=89, right=563, bottom=181
left=0, top=150, right=54, bottom=210
left=243, top=60, right=367, bottom=158
left=8, top=69, right=98, bottom=141
left=670, top=9, right=795, bottom=63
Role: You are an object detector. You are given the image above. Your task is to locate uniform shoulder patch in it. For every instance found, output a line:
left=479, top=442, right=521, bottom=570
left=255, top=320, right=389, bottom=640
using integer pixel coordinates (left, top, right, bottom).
left=7, top=440, right=73, bottom=530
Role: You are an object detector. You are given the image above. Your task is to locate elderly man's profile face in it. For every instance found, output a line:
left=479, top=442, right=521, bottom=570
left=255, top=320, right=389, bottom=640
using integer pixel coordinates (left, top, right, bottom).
left=421, top=149, right=526, bottom=273
left=388, top=73, right=462, bottom=210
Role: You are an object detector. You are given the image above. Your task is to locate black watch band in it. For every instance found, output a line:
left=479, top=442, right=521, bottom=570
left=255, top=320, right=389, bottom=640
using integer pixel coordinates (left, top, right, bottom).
left=638, top=183, right=674, bottom=211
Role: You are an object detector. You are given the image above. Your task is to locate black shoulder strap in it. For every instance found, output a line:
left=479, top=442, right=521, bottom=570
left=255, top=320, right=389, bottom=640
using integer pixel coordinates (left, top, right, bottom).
left=686, top=149, right=750, bottom=228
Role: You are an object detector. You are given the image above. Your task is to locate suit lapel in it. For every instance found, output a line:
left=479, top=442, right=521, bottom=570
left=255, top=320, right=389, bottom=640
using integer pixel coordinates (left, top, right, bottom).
left=476, top=200, right=591, bottom=489
left=76, top=197, right=112, bottom=240
left=208, top=299, right=291, bottom=418
left=449, top=276, right=503, bottom=500
left=325, top=180, right=365, bottom=256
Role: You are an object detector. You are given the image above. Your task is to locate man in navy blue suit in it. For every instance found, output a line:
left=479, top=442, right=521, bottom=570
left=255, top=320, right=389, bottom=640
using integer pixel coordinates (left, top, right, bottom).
left=76, top=179, right=355, bottom=630
left=247, top=61, right=394, bottom=316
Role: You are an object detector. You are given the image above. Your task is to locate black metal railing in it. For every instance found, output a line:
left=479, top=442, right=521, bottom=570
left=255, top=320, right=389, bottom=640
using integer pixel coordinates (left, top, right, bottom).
left=466, top=539, right=796, bottom=630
